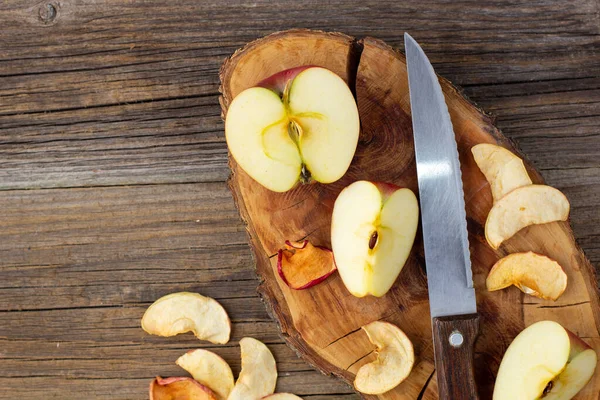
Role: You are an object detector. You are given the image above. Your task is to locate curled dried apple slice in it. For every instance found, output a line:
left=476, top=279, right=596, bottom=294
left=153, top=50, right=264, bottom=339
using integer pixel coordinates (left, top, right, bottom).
left=141, top=292, right=230, bottom=344
left=261, top=394, right=303, bottom=399
left=472, top=143, right=532, bottom=202
left=354, top=321, right=415, bottom=395
left=485, top=185, right=570, bottom=249
left=149, top=376, right=217, bottom=400
left=176, top=349, right=234, bottom=400
left=228, top=337, right=277, bottom=400
left=486, top=252, right=567, bottom=300
left=277, top=240, right=337, bottom=290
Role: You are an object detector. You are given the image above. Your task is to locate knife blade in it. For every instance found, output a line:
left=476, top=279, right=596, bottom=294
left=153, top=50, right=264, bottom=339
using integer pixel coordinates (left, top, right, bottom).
left=405, top=33, right=480, bottom=400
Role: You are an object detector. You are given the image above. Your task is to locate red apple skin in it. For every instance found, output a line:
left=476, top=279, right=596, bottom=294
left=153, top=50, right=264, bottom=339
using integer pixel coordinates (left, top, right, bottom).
left=256, top=65, right=315, bottom=97
left=277, top=240, right=337, bottom=290
left=149, top=376, right=216, bottom=400
left=373, top=182, right=402, bottom=202
left=566, top=329, right=594, bottom=359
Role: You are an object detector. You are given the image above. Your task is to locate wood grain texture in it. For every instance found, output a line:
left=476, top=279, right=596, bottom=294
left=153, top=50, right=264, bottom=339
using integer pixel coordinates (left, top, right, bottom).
left=220, top=30, right=600, bottom=399
left=0, top=1, right=599, bottom=399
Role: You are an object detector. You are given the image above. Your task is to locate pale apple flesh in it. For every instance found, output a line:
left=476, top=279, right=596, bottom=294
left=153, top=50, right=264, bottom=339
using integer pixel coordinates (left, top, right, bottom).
left=141, top=292, right=231, bottom=344
left=277, top=240, right=337, bottom=290
left=493, top=320, right=597, bottom=400
left=261, top=394, right=303, bottom=399
left=485, top=185, right=570, bottom=249
left=149, top=376, right=217, bottom=400
left=486, top=252, right=567, bottom=301
left=472, top=143, right=532, bottom=202
left=225, top=66, right=360, bottom=192
left=331, top=181, right=419, bottom=297
left=228, top=337, right=277, bottom=400
left=176, top=349, right=234, bottom=400
left=354, top=321, right=415, bottom=394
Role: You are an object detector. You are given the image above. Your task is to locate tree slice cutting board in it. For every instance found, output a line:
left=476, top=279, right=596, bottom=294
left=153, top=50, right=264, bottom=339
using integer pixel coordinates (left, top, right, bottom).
left=219, top=30, right=600, bottom=399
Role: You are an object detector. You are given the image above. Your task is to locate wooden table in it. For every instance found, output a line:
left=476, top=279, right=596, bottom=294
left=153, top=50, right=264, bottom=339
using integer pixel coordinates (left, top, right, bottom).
left=0, top=1, right=598, bottom=399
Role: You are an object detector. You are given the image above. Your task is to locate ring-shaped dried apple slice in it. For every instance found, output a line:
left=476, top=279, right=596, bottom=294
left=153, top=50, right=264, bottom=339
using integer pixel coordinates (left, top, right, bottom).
left=354, top=321, right=415, bottom=395
left=472, top=143, right=532, bottom=202
left=141, top=292, right=230, bottom=344
left=277, top=240, right=337, bottom=290
left=485, top=185, right=570, bottom=249
left=486, top=252, right=567, bottom=300
left=228, top=337, right=277, bottom=400
left=176, top=349, right=234, bottom=400
left=149, top=376, right=217, bottom=400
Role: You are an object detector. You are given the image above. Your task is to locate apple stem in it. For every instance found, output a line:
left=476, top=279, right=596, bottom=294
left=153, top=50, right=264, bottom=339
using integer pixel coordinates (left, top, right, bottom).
left=300, top=164, right=311, bottom=184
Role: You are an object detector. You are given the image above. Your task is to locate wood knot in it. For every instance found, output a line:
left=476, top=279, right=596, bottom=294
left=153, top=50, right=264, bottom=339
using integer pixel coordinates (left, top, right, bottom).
left=38, top=2, right=58, bottom=24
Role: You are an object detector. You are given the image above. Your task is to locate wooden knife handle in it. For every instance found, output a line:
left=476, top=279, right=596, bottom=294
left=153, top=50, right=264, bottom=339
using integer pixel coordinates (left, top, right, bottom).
left=432, top=314, right=480, bottom=400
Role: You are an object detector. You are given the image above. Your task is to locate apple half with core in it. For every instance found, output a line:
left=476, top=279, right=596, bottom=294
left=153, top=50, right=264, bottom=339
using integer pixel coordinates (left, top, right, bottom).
left=331, top=181, right=419, bottom=297
left=277, top=240, right=337, bottom=290
left=486, top=252, right=567, bottom=301
left=225, top=66, right=360, bottom=192
left=493, top=320, right=597, bottom=400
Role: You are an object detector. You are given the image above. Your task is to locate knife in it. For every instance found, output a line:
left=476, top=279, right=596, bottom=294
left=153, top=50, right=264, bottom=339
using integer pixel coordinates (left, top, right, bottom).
left=404, top=33, right=480, bottom=400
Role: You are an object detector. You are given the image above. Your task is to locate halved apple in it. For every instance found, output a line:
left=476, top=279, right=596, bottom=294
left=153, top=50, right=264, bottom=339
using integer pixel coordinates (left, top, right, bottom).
left=493, top=320, right=597, bottom=400
left=354, top=321, right=415, bottom=394
left=176, top=349, right=234, bottom=400
left=486, top=252, right=567, bottom=301
left=277, top=240, right=337, bottom=290
left=141, top=292, right=230, bottom=344
left=261, top=394, right=303, bottom=399
left=485, top=185, right=570, bottom=249
left=472, top=143, right=532, bottom=202
left=149, top=376, right=217, bottom=400
left=225, top=66, right=360, bottom=192
left=228, top=337, right=277, bottom=400
left=331, top=181, right=419, bottom=297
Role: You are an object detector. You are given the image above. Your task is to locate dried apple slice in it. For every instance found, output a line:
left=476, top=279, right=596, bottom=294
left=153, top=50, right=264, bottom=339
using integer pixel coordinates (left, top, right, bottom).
left=277, top=240, right=337, bottom=289
left=472, top=143, right=532, bottom=202
left=176, top=349, right=234, bottom=400
left=354, top=321, right=415, bottom=394
left=485, top=185, right=570, bottom=249
left=141, top=292, right=230, bottom=344
left=261, top=395, right=303, bottom=399
left=149, top=376, right=217, bottom=400
left=228, top=337, right=277, bottom=400
left=486, top=252, right=567, bottom=300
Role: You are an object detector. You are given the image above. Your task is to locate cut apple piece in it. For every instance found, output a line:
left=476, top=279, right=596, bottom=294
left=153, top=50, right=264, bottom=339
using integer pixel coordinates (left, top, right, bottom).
left=277, top=240, right=337, bottom=289
left=228, top=337, right=277, bottom=400
left=225, top=66, right=360, bottom=192
left=472, top=143, right=532, bottom=202
left=141, top=292, right=230, bottom=344
left=331, top=181, right=419, bottom=297
left=176, top=349, right=234, bottom=400
left=493, top=320, right=597, bottom=400
left=486, top=252, right=567, bottom=301
left=261, top=394, right=303, bottom=400
left=354, top=321, right=414, bottom=394
left=485, top=185, right=570, bottom=249
left=149, top=376, right=217, bottom=400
